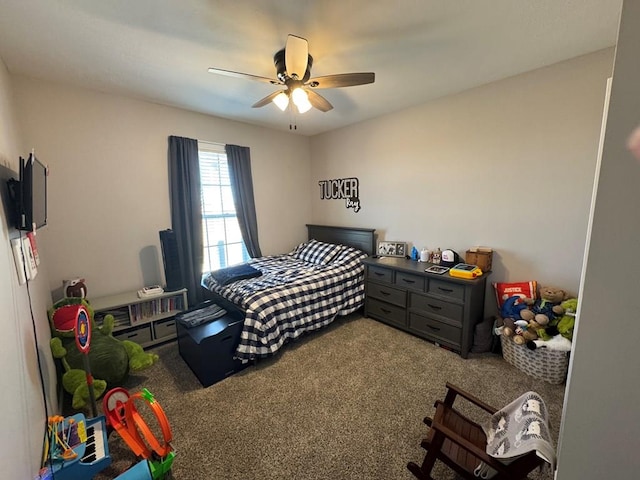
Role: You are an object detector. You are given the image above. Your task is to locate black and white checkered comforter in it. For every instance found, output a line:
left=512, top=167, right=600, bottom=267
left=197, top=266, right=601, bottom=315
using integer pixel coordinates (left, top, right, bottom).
left=201, top=247, right=367, bottom=361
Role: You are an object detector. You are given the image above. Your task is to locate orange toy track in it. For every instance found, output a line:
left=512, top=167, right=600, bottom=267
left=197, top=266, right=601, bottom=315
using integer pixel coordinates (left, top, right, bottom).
left=103, top=387, right=173, bottom=459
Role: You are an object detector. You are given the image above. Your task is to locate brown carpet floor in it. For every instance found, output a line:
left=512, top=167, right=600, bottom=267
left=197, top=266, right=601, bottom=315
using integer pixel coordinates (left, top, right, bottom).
left=91, top=313, right=565, bottom=479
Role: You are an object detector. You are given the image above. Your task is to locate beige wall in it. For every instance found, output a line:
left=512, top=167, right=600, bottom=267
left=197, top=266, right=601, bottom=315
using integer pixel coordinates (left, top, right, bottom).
left=0, top=59, right=55, bottom=480
left=13, top=50, right=614, bottom=305
left=311, top=49, right=614, bottom=306
left=12, top=78, right=312, bottom=298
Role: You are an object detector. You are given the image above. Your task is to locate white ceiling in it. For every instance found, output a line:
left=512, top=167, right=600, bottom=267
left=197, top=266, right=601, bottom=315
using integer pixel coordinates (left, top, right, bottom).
left=0, top=0, right=623, bottom=136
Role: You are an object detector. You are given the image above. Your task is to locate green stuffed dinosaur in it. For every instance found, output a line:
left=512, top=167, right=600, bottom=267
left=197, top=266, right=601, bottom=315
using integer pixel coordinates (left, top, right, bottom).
left=535, top=297, right=578, bottom=342
left=555, top=297, right=578, bottom=341
left=50, top=337, right=108, bottom=409
left=48, top=297, right=159, bottom=409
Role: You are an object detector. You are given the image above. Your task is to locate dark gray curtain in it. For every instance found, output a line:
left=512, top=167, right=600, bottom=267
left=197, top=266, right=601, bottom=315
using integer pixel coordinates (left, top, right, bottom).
left=168, top=135, right=204, bottom=305
left=225, top=144, right=262, bottom=257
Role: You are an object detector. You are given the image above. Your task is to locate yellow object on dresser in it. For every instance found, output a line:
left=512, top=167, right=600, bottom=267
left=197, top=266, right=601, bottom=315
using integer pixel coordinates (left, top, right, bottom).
left=449, top=263, right=483, bottom=279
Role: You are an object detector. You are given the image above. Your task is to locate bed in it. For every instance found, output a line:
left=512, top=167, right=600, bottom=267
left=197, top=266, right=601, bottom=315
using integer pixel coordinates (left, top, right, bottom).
left=201, top=224, right=376, bottom=362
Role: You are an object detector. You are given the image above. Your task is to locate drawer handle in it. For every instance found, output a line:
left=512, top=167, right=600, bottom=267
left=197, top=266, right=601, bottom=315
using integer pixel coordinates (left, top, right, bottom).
left=428, top=304, right=442, bottom=310
left=437, top=287, right=454, bottom=293
left=427, top=325, right=441, bottom=331
left=374, top=271, right=386, bottom=276
left=380, top=290, right=391, bottom=296
left=127, top=334, right=138, bottom=339
left=402, top=278, right=416, bottom=284
left=381, top=307, right=392, bottom=314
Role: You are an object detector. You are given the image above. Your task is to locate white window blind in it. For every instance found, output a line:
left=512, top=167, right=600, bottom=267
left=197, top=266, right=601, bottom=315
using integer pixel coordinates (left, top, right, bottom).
left=199, top=142, right=249, bottom=272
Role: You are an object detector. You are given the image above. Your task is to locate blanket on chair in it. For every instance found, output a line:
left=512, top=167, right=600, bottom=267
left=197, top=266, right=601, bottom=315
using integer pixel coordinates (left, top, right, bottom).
left=475, top=391, right=556, bottom=479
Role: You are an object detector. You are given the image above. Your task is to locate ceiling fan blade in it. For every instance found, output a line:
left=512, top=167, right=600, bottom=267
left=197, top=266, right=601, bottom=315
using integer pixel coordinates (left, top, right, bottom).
left=307, top=72, right=375, bottom=89
left=306, top=89, right=333, bottom=112
left=208, top=67, right=281, bottom=85
left=251, top=90, right=284, bottom=108
left=285, top=34, right=308, bottom=79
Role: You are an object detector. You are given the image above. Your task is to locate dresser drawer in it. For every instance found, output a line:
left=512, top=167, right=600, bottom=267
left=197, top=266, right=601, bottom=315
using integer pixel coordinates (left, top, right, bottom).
left=428, top=278, right=465, bottom=301
left=153, top=317, right=178, bottom=340
left=409, top=313, right=461, bottom=347
left=396, top=271, right=426, bottom=292
left=367, top=282, right=406, bottom=307
left=114, top=324, right=152, bottom=345
left=366, top=298, right=406, bottom=328
left=367, top=265, right=393, bottom=283
left=409, top=293, right=463, bottom=323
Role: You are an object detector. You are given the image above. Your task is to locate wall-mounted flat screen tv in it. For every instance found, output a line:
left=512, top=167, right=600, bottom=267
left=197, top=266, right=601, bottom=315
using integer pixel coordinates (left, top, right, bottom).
left=7, top=153, right=48, bottom=231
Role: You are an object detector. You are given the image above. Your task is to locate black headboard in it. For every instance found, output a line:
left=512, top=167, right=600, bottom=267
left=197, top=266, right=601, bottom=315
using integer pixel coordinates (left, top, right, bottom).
left=306, top=224, right=376, bottom=256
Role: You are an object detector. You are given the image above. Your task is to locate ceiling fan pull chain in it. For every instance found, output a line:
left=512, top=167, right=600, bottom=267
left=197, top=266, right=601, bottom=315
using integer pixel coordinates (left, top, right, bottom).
left=289, top=104, right=297, bottom=130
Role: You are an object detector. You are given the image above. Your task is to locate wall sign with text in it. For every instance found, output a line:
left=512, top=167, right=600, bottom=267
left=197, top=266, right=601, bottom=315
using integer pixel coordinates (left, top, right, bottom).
left=318, top=177, right=361, bottom=212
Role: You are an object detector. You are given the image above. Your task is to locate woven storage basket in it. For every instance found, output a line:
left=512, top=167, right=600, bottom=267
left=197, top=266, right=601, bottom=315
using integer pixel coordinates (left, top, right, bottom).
left=499, top=334, right=569, bottom=385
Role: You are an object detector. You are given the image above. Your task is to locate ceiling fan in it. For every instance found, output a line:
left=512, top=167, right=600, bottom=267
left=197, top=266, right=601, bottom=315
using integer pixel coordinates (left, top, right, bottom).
left=208, top=34, right=375, bottom=114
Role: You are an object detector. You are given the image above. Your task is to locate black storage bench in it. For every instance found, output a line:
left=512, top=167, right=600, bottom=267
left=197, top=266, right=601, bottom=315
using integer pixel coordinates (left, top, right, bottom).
left=176, top=304, right=249, bottom=387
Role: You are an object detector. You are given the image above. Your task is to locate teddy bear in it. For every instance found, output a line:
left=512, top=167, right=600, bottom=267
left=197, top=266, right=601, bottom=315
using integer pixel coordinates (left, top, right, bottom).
left=48, top=297, right=159, bottom=409
left=520, top=285, right=567, bottom=326
left=501, top=317, right=544, bottom=345
left=497, top=296, right=540, bottom=345
left=500, top=319, right=525, bottom=344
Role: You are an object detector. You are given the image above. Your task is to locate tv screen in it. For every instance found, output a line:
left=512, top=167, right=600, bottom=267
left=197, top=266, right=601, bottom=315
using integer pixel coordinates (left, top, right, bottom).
left=9, top=153, right=48, bottom=231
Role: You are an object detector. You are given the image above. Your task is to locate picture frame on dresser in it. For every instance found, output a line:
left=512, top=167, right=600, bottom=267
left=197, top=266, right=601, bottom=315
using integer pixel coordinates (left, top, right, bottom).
left=425, top=265, right=450, bottom=275
left=378, top=241, right=407, bottom=257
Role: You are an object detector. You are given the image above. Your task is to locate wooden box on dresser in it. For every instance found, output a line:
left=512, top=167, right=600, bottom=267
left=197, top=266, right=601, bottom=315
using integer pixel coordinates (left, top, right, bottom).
left=362, top=257, right=487, bottom=358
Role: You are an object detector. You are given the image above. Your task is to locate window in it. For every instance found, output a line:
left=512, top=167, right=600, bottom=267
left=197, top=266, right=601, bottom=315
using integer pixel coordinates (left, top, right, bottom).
left=199, top=142, right=249, bottom=272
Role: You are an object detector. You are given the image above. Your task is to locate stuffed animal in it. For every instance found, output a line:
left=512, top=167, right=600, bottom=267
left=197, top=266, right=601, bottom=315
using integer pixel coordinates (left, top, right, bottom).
left=526, top=333, right=572, bottom=352
left=532, top=315, right=561, bottom=342
left=521, top=285, right=567, bottom=326
left=50, top=337, right=108, bottom=409
left=555, top=297, right=578, bottom=341
left=498, top=296, right=535, bottom=345
left=501, top=317, right=543, bottom=345
left=64, top=277, right=88, bottom=298
left=526, top=297, right=578, bottom=350
left=500, top=295, right=529, bottom=322
left=48, top=297, right=159, bottom=409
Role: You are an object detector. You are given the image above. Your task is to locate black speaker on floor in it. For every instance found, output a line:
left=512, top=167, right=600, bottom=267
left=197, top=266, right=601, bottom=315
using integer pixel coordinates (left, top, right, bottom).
left=159, top=229, right=184, bottom=291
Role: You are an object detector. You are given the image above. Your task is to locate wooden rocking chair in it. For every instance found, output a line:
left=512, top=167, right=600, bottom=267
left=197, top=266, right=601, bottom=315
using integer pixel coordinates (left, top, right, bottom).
left=407, top=383, right=547, bottom=480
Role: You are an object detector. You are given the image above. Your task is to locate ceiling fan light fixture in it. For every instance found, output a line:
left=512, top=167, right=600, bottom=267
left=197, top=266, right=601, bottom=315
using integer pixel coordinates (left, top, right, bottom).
left=273, top=91, right=289, bottom=111
left=208, top=35, right=375, bottom=117
left=292, top=87, right=312, bottom=114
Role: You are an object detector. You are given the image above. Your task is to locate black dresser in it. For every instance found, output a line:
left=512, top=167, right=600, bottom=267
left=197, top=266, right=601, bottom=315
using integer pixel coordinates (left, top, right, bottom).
left=362, top=257, right=488, bottom=358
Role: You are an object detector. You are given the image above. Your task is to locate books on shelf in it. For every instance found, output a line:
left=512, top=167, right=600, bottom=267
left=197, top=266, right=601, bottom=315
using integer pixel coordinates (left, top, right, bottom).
left=130, top=295, right=185, bottom=324
left=90, top=288, right=187, bottom=348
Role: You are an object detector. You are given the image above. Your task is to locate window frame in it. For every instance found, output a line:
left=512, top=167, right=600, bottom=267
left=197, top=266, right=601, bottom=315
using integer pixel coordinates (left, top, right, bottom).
left=198, top=141, right=249, bottom=272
